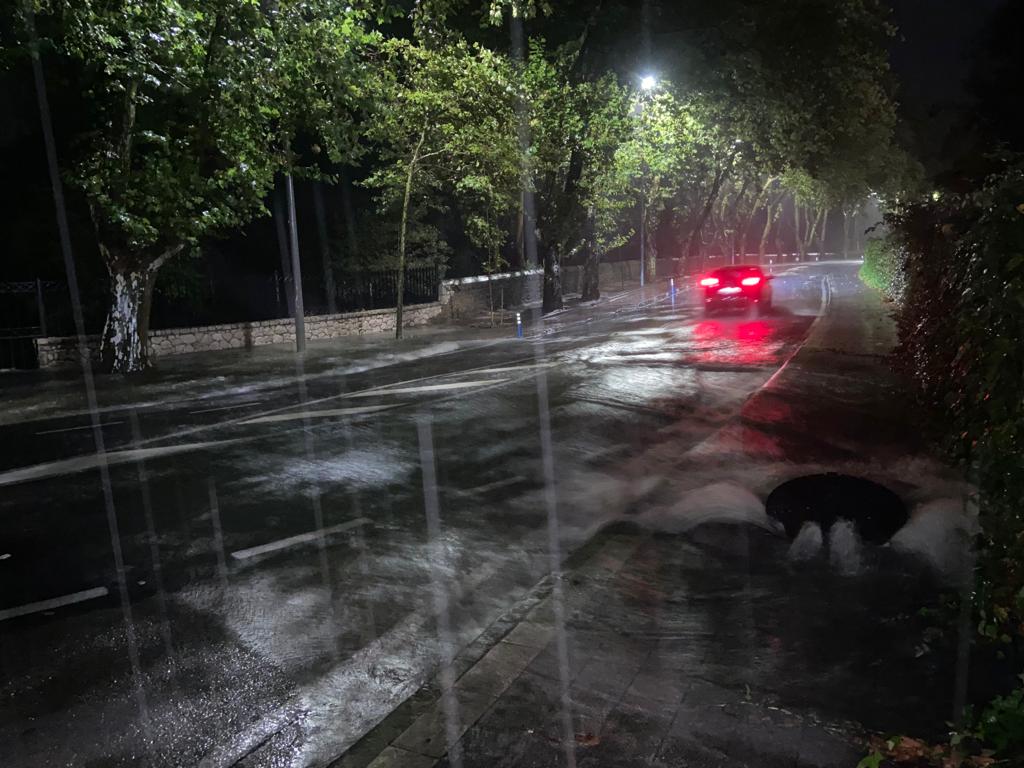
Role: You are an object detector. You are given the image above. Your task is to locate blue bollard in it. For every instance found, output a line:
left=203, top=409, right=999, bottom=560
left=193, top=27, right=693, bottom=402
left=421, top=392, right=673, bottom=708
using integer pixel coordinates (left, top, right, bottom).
left=516, top=312, right=523, bottom=338
left=669, top=277, right=676, bottom=306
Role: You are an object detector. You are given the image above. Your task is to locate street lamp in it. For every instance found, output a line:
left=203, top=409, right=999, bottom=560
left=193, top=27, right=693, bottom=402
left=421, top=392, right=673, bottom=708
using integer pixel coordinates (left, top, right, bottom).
left=637, top=75, right=656, bottom=287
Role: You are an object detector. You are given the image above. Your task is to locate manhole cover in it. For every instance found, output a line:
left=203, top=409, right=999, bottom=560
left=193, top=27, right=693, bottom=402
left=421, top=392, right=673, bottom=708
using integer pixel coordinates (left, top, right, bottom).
left=765, top=473, right=907, bottom=544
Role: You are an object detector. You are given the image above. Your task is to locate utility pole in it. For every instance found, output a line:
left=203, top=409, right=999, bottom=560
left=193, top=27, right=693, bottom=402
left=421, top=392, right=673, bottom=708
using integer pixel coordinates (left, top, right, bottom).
left=639, top=197, right=646, bottom=287
left=510, top=12, right=538, bottom=268
left=285, top=174, right=306, bottom=352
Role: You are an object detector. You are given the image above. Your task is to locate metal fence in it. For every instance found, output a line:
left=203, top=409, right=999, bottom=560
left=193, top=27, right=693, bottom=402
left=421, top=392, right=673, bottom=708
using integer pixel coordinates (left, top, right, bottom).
left=327, top=266, right=440, bottom=315
left=0, top=280, right=67, bottom=369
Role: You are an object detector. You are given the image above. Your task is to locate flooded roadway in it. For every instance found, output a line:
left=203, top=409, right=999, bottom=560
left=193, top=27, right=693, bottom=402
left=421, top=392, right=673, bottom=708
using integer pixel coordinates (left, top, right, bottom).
left=0, top=262, right=937, bottom=767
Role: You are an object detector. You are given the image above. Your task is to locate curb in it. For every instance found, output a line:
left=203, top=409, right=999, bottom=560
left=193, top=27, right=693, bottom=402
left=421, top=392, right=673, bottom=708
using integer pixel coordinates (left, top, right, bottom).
left=327, top=524, right=645, bottom=768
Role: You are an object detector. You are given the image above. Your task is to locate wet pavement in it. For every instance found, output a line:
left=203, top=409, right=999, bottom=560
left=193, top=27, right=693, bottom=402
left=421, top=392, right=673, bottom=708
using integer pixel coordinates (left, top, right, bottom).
left=0, top=263, right=969, bottom=767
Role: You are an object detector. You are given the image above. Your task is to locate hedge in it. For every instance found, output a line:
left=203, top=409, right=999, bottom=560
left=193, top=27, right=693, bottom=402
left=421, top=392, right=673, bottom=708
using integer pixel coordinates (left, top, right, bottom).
left=888, top=157, right=1024, bottom=759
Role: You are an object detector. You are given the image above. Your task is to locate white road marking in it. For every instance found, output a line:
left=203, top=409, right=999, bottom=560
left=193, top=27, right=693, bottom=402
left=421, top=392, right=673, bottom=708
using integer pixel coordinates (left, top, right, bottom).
left=450, top=475, right=527, bottom=497
left=341, top=379, right=508, bottom=398
left=0, top=439, right=239, bottom=488
left=230, top=517, right=372, bottom=561
left=238, top=405, right=396, bottom=426
left=189, top=401, right=263, bottom=415
left=0, top=586, right=108, bottom=622
left=36, top=421, right=123, bottom=436
left=464, top=363, right=556, bottom=375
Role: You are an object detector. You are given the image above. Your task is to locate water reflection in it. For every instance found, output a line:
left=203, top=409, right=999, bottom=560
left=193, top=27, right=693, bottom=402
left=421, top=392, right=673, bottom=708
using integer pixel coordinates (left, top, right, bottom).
left=692, top=319, right=779, bottom=368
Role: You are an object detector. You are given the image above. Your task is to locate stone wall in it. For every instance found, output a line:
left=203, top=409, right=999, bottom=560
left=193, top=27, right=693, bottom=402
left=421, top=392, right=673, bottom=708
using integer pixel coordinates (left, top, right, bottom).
left=35, top=302, right=443, bottom=369
left=440, top=259, right=687, bottom=322
left=439, top=269, right=544, bottom=321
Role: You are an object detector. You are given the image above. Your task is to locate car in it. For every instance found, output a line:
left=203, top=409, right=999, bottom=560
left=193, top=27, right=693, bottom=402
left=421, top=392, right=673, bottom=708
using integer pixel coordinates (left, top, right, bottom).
left=699, top=265, right=774, bottom=315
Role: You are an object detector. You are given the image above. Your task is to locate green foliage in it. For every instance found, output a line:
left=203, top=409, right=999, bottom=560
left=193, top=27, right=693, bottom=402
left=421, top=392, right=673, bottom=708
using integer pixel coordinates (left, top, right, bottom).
left=363, top=37, right=520, bottom=264
left=889, top=157, right=1024, bottom=759
left=860, top=237, right=905, bottom=301
left=17, top=0, right=379, bottom=268
left=855, top=750, right=883, bottom=768
left=334, top=207, right=451, bottom=272
left=265, top=0, right=385, bottom=168
left=521, top=42, right=634, bottom=263
left=610, top=88, right=690, bottom=250
left=973, top=680, right=1024, bottom=756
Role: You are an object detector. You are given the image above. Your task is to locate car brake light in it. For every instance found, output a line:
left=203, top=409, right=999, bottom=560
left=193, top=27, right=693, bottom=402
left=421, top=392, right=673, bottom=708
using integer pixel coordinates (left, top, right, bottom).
left=699, top=277, right=719, bottom=287
left=741, top=276, right=761, bottom=286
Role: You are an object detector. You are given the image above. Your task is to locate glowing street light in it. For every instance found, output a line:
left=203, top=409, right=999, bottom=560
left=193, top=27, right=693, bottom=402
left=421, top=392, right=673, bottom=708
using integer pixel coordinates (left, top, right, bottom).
left=636, top=74, right=657, bottom=287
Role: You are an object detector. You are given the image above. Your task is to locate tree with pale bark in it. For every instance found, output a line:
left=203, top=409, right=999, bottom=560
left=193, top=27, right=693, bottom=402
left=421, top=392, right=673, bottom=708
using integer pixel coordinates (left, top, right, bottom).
left=13, top=0, right=381, bottom=372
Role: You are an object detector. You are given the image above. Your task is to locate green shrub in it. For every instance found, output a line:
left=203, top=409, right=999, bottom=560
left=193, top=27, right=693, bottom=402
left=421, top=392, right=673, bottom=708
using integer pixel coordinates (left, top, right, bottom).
left=974, top=682, right=1024, bottom=756
left=889, top=156, right=1024, bottom=761
left=859, top=236, right=905, bottom=301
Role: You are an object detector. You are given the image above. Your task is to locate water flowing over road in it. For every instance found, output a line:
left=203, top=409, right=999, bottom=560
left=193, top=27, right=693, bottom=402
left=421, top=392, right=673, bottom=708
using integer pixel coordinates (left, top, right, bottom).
left=0, top=263, right=968, bottom=767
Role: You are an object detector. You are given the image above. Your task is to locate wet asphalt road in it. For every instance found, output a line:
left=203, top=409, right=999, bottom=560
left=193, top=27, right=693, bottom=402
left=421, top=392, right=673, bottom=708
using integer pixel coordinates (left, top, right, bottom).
left=0, top=263, right=839, bottom=767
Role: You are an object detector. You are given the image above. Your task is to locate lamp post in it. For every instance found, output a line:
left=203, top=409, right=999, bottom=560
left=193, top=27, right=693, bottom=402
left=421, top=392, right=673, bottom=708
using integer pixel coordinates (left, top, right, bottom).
left=637, top=75, right=656, bottom=288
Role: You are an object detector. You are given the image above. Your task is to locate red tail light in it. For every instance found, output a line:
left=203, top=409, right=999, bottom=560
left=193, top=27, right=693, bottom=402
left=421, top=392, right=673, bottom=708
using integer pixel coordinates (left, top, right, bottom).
left=699, top=277, right=719, bottom=287
left=741, top=276, right=762, bottom=286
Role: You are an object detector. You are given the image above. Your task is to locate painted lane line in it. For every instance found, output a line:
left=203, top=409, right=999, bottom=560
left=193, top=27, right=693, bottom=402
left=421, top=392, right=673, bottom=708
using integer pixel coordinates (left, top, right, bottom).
left=231, top=517, right=372, bottom=561
left=188, top=401, right=263, bottom=415
left=0, top=439, right=240, bottom=488
left=463, top=363, right=557, bottom=375
left=340, top=379, right=508, bottom=398
left=239, top=405, right=396, bottom=426
left=35, top=421, right=124, bottom=436
left=0, top=586, right=109, bottom=622
left=450, top=475, right=527, bottom=497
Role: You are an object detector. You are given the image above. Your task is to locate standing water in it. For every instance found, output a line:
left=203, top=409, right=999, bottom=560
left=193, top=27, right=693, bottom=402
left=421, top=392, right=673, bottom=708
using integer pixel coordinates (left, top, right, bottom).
left=788, top=521, right=823, bottom=561
left=828, top=520, right=863, bottom=576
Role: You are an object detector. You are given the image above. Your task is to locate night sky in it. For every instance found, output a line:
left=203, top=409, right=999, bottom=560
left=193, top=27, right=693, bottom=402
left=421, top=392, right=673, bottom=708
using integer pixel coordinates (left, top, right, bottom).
left=889, top=0, right=1005, bottom=110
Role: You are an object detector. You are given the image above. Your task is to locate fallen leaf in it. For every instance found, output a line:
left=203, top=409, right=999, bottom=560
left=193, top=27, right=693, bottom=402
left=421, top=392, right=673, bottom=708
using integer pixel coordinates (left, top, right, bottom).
left=575, top=732, right=600, bottom=747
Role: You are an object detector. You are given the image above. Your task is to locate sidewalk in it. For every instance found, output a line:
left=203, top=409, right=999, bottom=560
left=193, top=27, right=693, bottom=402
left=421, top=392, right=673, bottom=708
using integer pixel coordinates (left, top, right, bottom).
left=334, top=275, right=968, bottom=768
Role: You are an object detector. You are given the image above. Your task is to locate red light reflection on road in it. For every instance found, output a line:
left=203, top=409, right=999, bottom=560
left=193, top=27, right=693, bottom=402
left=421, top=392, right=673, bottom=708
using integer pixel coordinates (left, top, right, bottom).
left=692, top=319, right=777, bottom=367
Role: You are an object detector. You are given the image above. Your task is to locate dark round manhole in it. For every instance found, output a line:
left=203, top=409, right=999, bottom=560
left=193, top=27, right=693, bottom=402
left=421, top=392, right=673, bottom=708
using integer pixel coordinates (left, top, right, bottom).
left=765, top=473, right=908, bottom=545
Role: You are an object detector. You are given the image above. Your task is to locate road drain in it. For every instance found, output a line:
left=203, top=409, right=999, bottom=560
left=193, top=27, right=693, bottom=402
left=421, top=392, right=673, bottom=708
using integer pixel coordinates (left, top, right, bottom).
left=766, top=473, right=907, bottom=544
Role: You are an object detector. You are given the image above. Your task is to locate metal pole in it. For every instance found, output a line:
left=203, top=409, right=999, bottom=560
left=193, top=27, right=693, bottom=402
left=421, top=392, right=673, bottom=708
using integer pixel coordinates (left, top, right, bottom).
left=639, top=198, right=646, bottom=288
left=35, top=278, right=47, bottom=337
left=285, top=173, right=306, bottom=352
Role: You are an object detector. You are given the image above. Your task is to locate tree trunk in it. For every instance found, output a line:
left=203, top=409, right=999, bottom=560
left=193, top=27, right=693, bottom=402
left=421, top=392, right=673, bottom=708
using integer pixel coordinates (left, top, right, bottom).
left=542, top=245, right=563, bottom=313
left=803, top=206, right=823, bottom=259
left=100, top=246, right=180, bottom=374
left=793, top=203, right=803, bottom=259
left=817, top=208, right=829, bottom=259
left=644, top=184, right=658, bottom=281
left=843, top=211, right=851, bottom=258
left=759, top=199, right=776, bottom=261
left=273, top=188, right=295, bottom=317
left=742, top=177, right=773, bottom=263
left=687, top=159, right=733, bottom=271
left=396, top=130, right=426, bottom=339
left=581, top=207, right=600, bottom=302
left=510, top=10, right=538, bottom=268
left=285, top=171, right=306, bottom=352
